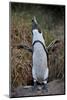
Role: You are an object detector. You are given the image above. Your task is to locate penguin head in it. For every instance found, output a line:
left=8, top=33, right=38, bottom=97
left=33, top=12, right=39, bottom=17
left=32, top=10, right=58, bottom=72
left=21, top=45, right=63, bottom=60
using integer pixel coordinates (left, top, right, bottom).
left=32, top=16, right=41, bottom=34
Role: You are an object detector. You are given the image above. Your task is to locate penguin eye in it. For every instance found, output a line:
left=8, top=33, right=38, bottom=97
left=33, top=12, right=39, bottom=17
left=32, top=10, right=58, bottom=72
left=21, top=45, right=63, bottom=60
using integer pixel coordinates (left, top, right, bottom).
left=38, top=28, right=41, bottom=34
left=38, top=29, right=41, bottom=34
left=38, top=30, right=41, bottom=34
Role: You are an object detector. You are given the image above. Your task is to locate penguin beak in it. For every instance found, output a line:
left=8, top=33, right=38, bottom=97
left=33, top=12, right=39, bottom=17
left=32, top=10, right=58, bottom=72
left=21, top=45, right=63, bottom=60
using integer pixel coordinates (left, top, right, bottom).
left=32, top=16, right=41, bottom=33
left=32, top=16, right=38, bottom=25
left=32, top=16, right=38, bottom=30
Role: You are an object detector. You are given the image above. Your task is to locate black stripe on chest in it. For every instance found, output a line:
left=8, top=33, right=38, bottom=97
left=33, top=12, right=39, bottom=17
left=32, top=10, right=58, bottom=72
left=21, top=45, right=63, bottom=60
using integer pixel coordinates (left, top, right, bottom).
left=32, top=40, right=48, bottom=55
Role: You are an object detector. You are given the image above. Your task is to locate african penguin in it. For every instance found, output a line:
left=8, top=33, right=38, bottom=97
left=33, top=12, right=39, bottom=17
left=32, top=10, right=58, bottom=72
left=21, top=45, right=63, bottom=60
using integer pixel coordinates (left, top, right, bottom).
left=32, top=16, right=49, bottom=91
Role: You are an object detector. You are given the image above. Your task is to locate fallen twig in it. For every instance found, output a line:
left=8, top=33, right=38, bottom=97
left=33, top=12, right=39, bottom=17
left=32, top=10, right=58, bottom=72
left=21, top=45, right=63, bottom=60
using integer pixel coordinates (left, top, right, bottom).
left=46, top=39, right=60, bottom=51
left=17, top=44, right=33, bottom=53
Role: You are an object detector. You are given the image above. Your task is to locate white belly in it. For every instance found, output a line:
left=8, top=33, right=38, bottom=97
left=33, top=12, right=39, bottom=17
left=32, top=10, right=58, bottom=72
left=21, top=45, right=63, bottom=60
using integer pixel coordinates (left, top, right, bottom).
left=32, top=43, right=48, bottom=82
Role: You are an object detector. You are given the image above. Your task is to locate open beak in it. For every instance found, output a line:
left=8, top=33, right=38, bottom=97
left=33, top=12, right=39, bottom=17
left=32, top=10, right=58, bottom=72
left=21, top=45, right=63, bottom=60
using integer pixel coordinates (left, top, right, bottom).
left=32, top=16, right=41, bottom=33
left=32, top=16, right=38, bottom=30
left=32, top=16, right=38, bottom=25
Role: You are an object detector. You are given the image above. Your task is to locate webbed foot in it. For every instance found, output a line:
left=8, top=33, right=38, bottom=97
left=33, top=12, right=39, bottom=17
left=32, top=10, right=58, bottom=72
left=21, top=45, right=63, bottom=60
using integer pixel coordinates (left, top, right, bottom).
left=42, top=83, right=48, bottom=92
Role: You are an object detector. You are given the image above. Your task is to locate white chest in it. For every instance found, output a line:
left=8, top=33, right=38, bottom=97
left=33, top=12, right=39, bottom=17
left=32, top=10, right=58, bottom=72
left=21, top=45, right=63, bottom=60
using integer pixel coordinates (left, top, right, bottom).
left=32, top=29, right=48, bottom=82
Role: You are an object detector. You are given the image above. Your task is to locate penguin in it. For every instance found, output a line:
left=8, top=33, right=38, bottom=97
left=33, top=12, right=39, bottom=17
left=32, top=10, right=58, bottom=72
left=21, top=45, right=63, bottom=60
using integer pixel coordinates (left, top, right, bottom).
left=32, top=16, right=49, bottom=92
left=17, top=16, right=49, bottom=92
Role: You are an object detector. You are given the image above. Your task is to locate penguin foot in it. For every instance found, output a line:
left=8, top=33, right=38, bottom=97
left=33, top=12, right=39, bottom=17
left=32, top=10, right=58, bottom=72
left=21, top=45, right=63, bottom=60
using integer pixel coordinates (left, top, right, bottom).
left=32, top=82, right=38, bottom=91
left=42, top=83, right=48, bottom=92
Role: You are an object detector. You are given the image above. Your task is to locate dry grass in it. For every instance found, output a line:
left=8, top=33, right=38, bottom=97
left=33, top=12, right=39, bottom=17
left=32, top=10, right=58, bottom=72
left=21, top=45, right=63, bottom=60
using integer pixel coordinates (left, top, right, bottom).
left=11, top=15, right=32, bottom=89
left=48, top=40, right=64, bottom=81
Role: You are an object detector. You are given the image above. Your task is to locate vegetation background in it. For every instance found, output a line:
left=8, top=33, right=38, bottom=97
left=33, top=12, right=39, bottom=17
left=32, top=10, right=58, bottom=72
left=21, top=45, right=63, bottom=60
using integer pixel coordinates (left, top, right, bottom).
left=10, top=2, right=65, bottom=91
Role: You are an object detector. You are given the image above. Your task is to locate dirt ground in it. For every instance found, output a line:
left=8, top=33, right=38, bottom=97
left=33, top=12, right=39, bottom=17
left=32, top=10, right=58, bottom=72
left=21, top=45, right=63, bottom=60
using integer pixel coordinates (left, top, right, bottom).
left=11, top=79, right=65, bottom=97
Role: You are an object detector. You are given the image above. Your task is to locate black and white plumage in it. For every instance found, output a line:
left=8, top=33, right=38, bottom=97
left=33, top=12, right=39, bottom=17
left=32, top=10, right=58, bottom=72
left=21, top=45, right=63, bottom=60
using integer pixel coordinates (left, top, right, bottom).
left=17, top=16, right=49, bottom=91
left=32, top=17, right=49, bottom=91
